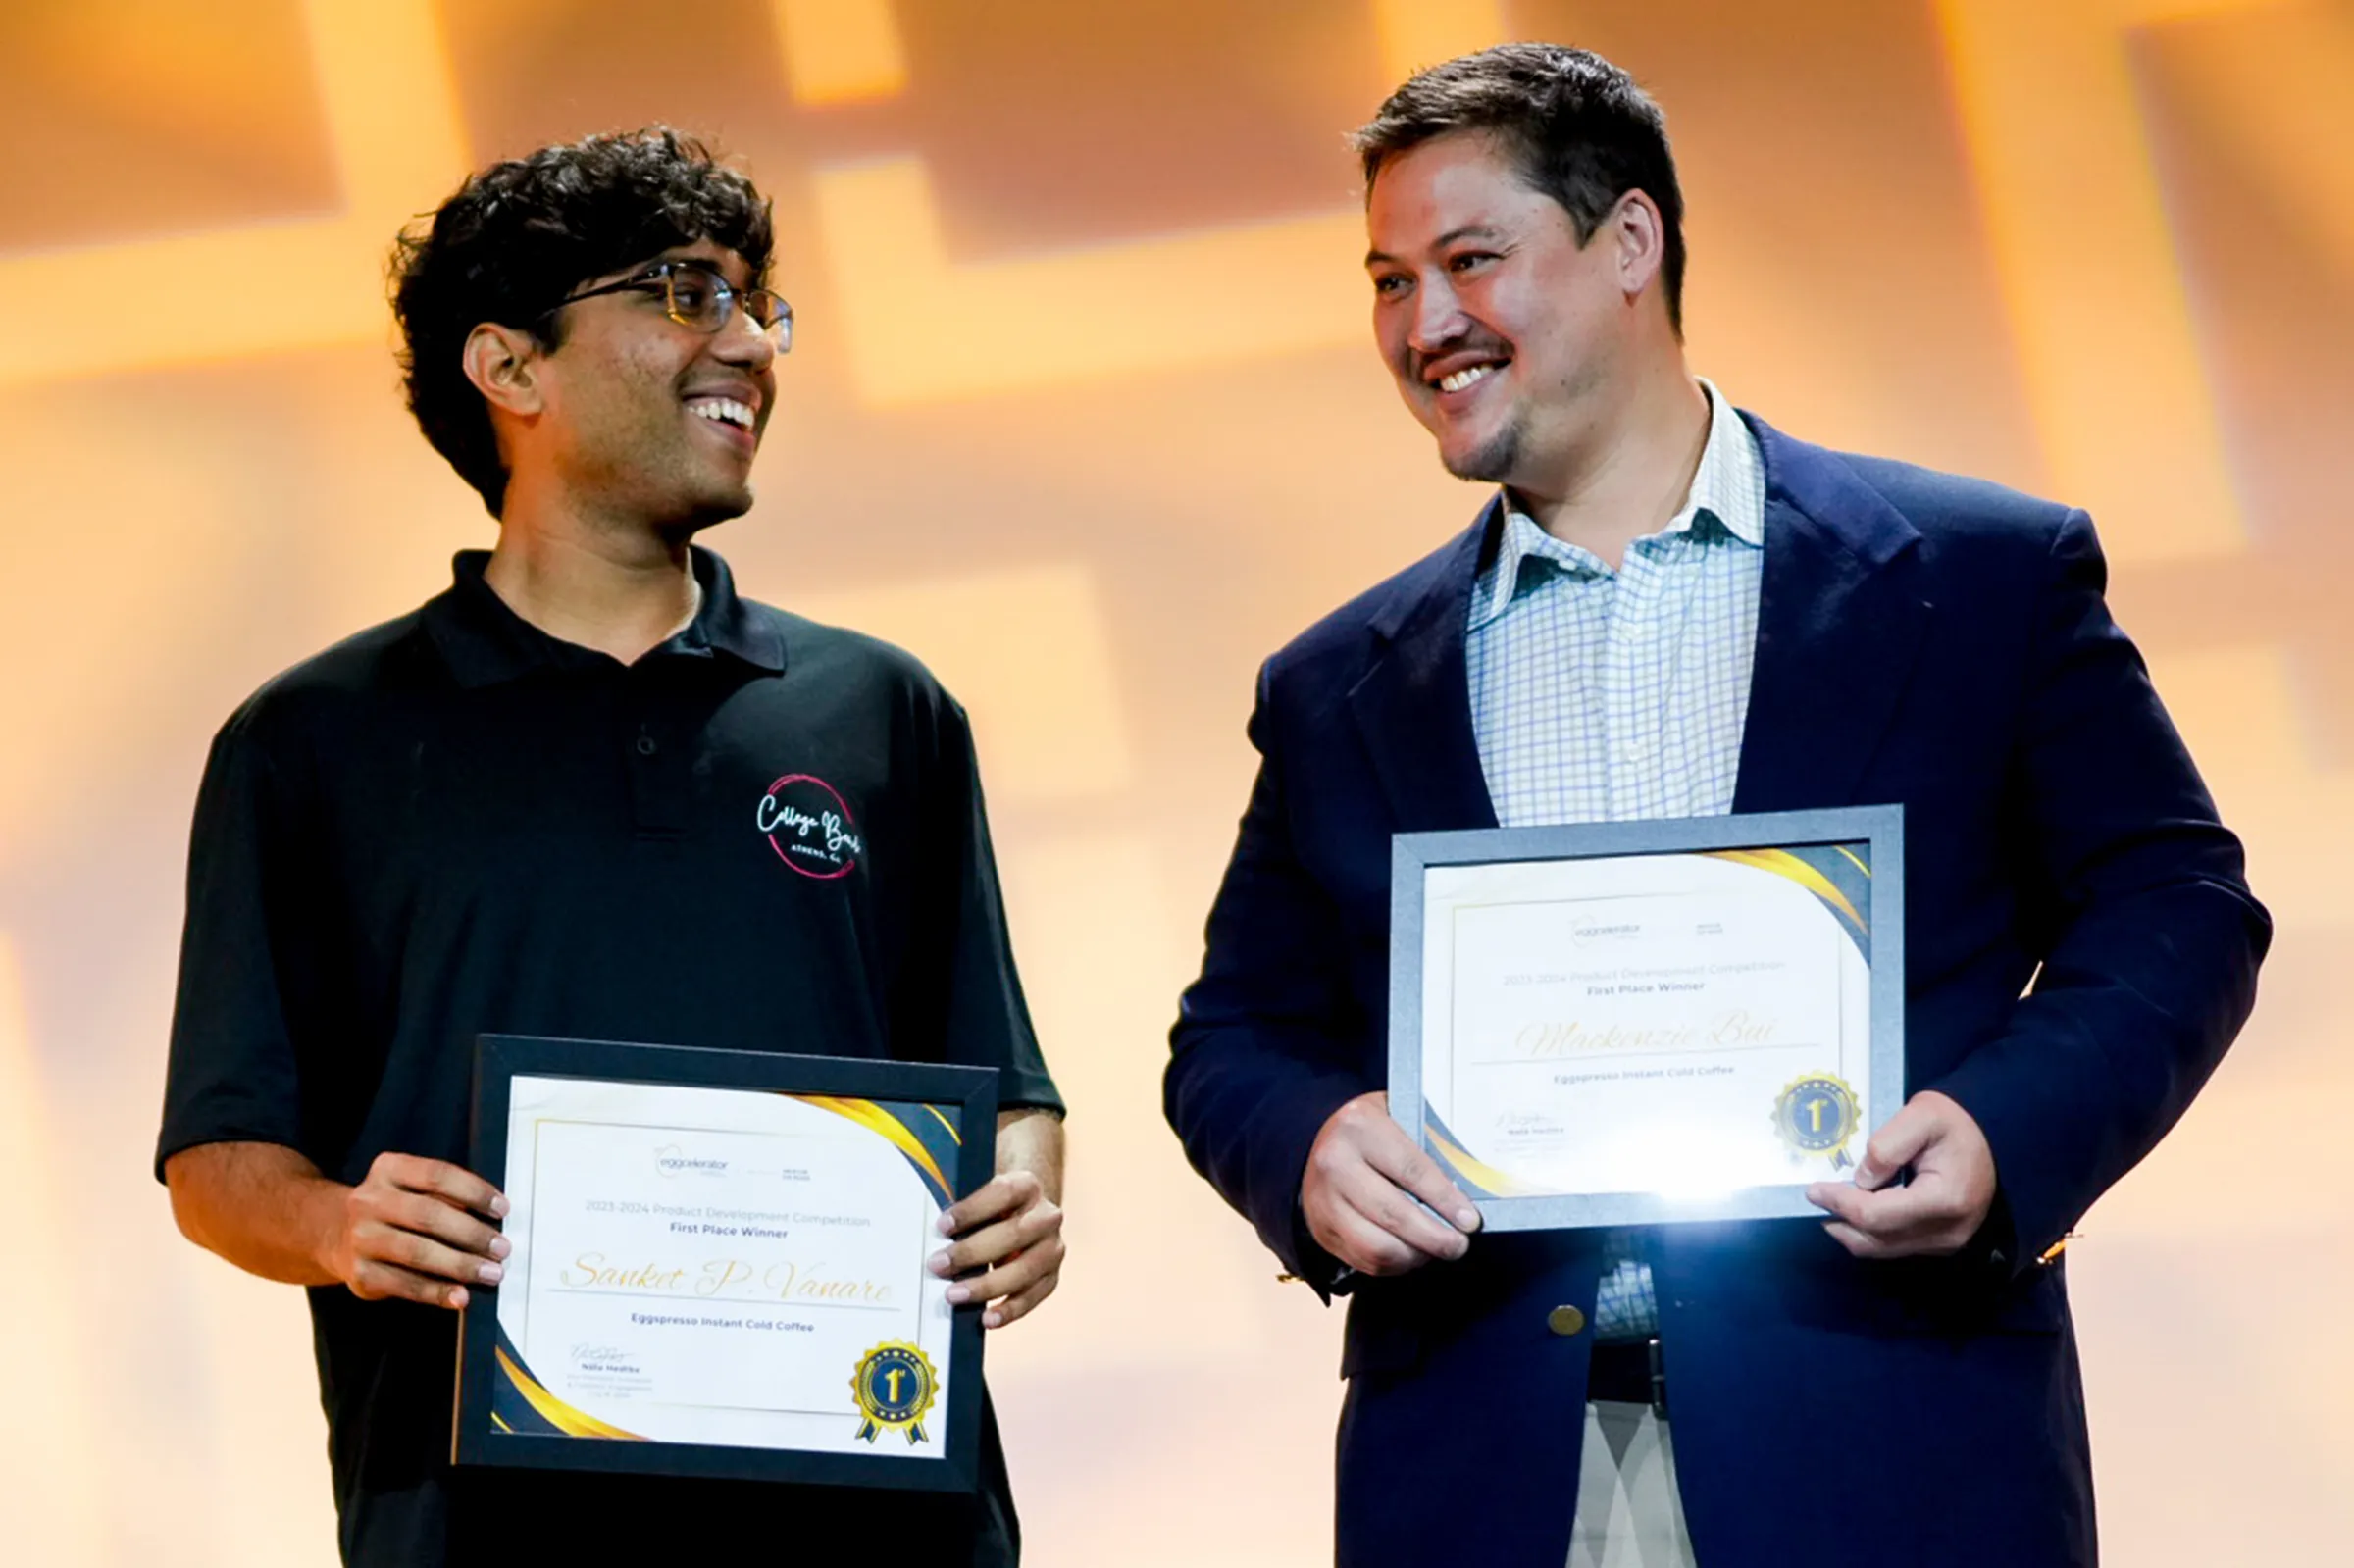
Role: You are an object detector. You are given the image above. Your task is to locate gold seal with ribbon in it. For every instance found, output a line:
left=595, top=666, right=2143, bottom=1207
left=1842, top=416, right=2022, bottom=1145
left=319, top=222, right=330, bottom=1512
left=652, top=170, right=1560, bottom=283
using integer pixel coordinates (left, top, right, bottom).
left=1771, top=1073, right=1861, bottom=1170
left=850, top=1341, right=939, bottom=1444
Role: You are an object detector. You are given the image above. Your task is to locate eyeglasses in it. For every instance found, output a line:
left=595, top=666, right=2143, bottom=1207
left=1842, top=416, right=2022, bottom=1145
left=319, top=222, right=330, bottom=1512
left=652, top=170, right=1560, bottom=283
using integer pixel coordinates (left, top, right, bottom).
left=545, top=260, right=793, bottom=352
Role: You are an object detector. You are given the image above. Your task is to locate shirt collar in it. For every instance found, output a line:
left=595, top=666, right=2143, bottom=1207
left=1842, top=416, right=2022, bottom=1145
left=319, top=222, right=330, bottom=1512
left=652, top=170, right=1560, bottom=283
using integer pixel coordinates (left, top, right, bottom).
left=424, top=543, right=787, bottom=688
left=1468, top=379, right=1764, bottom=632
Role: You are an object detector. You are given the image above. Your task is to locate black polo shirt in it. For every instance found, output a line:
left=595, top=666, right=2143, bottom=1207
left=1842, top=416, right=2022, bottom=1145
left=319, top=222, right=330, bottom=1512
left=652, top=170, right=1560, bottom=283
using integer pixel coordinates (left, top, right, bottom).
left=157, top=547, right=1060, bottom=1567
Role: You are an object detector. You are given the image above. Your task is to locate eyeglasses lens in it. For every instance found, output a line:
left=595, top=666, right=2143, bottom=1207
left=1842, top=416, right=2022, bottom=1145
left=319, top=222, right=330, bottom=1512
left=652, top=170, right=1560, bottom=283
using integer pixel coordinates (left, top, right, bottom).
left=652, top=266, right=792, bottom=351
left=661, top=268, right=725, bottom=330
left=748, top=293, right=793, bottom=353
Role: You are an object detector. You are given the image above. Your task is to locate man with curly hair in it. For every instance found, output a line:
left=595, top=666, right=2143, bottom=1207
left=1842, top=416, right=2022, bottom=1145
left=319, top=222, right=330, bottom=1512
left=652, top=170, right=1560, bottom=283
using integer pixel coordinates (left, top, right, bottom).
left=155, top=129, right=1065, bottom=1566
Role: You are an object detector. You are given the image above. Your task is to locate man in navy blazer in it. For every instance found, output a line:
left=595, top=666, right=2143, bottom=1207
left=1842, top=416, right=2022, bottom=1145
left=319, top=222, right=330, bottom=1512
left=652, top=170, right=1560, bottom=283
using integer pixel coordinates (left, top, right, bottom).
left=1165, top=44, right=2267, bottom=1568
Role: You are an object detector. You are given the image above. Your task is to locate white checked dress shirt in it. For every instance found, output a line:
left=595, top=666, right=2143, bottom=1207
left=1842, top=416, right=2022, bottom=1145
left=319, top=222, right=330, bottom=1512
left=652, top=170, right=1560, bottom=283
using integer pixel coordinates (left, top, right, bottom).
left=1464, top=381, right=1767, bottom=1340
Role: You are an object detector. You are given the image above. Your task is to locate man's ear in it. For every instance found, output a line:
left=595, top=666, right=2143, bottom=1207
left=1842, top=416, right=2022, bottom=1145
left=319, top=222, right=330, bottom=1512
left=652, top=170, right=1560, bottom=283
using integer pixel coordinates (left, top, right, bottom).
left=1608, top=190, right=1667, bottom=302
left=461, top=322, right=548, bottom=417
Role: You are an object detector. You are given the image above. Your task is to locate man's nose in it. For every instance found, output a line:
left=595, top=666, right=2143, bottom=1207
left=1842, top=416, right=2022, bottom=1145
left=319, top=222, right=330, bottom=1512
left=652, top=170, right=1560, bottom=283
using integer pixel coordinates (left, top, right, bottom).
left=1407, top=278, right=1468, bottom=356
left=711, top=308, right=778, bottom=372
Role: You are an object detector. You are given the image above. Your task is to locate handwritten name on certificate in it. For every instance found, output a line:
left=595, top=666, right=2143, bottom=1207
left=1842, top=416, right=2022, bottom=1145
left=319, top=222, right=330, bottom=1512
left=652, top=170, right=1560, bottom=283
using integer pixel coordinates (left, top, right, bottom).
left=1420, top=848, right=1872, bottom=1199
left=496, top=1076, right=954, bottom=1459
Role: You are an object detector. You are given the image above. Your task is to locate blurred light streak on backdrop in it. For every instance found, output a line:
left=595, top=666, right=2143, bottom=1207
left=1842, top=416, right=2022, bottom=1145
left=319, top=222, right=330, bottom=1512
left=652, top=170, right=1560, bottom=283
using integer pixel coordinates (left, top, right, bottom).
left=1, top=0, right=2348, bottom=1560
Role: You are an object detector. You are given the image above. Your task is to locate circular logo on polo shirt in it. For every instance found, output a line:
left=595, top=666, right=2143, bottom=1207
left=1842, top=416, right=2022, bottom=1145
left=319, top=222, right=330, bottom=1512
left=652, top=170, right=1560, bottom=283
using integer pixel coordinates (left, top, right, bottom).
left=755, top=774, right=864, bottom=880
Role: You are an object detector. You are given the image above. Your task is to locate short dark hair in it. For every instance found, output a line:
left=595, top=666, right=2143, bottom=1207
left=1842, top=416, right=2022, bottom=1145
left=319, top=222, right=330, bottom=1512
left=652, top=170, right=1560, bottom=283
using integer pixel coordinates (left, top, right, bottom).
left=388, top=127, right=774, bottom=516
left=1353, top=44, right=1686, bottom=333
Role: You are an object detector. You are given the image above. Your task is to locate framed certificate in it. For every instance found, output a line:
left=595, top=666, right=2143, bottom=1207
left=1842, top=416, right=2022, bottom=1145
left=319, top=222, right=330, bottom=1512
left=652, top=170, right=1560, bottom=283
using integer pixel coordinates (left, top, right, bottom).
left=452, top=1036, right=998, bottom=1492
left=1390, top=806, right=1903, bottom=1231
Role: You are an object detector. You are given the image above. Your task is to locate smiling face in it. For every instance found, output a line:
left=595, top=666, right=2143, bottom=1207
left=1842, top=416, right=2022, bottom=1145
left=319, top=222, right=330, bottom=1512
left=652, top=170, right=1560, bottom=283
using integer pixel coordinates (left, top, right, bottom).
left=524, top=237, right=779, bottom=533
left=1366, top=131, right=1648, bottom=504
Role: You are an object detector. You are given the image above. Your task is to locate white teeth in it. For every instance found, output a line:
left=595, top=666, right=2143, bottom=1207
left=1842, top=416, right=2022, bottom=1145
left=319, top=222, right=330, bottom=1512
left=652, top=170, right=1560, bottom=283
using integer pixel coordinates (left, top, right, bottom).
left=1438, top=364, right=1497, bottom=394
left=688, top=397, right=754, bottom=429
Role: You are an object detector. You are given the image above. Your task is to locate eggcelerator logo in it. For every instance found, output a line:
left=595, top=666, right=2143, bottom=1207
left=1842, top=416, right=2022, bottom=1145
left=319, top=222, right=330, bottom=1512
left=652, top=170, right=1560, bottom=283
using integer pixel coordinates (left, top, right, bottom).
left=756, top=774, right=864, bottom=879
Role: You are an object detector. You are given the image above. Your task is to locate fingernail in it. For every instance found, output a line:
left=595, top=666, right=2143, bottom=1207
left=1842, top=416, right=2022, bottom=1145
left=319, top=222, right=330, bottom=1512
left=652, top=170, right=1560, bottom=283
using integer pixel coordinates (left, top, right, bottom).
left=983, top=1311, right=1002, bottom=1329
left=946, top=1285, right=970, bottom=1304
left=1455, top=1209, right=1479, bottom=1230
left=489, top=1237, right=512, bottom=1260
left=490, top=1195, right=511, bottom=1218
left=927, top=1251, right=952, bottom=1276
left=449, top=1287, right=469, bottom=1310
left=936, top=1212, right=956, bottom=1237
left=478, top=1262, right=503, bottom=1284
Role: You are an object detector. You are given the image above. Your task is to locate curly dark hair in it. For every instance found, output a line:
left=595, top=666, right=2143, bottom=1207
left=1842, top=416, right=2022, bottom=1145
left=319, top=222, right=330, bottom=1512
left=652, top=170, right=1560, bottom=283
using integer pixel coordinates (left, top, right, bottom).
left=1353, top=44, right=1686, bottom=335
left=389, top=127, right=775, bottom=516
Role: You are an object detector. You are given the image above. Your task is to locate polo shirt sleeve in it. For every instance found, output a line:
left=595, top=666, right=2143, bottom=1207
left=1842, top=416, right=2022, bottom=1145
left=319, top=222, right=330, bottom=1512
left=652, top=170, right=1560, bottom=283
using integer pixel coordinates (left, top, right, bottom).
left=154, top=701, right=312, bottom=1179
left=913, top=694, right=1062, bottom=1114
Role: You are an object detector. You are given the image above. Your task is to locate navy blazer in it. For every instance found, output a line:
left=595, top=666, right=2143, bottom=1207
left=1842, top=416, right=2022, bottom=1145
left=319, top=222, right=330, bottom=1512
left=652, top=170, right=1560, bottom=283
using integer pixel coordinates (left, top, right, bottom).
left=1165, top=415, right=2268, bottom=1568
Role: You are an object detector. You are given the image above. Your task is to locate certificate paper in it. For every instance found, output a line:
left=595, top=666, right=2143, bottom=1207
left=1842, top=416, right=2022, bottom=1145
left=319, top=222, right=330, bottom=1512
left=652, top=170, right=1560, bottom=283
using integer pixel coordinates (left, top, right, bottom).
left=1390, top=808, right=1903, bottom=1230
left=453, top=1039, right=996, bottom=1491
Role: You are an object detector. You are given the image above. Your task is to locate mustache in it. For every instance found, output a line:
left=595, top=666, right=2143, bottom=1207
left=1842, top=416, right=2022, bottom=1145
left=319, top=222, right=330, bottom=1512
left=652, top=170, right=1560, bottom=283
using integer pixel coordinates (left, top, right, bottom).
left=1406, top=336, right=1512, bottom=383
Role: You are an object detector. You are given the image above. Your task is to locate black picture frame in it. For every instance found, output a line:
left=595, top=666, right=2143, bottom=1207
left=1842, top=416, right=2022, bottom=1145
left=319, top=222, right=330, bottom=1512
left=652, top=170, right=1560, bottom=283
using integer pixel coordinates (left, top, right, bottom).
left=453, top=1035, right=998, bottom=1492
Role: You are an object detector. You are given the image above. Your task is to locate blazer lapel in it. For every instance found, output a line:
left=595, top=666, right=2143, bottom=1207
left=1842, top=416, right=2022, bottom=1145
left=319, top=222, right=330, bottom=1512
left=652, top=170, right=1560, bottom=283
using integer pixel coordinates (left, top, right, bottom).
left=1733, top=415, right=1931, bottom=813
left=1347, top=502, right=1502, bottom=833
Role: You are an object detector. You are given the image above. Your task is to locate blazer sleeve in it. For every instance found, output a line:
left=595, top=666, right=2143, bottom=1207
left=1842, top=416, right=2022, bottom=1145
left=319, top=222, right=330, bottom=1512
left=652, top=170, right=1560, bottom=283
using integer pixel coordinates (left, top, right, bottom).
left=1164, top=661, right=1378, bottom=1284
left=1928, top=509, right=2270, bottom=1270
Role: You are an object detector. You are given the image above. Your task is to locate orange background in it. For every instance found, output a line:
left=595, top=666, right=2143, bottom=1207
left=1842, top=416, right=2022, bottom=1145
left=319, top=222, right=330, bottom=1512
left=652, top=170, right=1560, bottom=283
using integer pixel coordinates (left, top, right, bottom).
left=2, top=2, right=2348, bottom=1562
